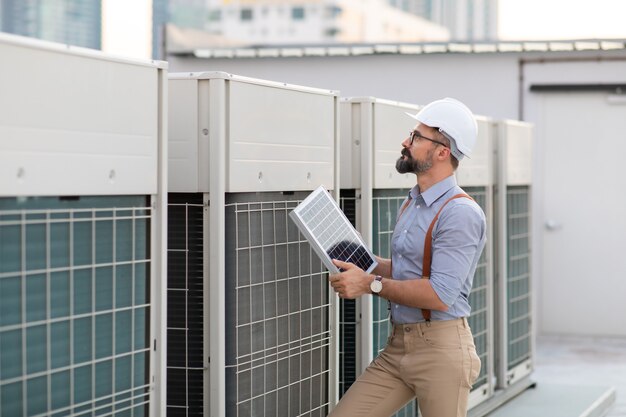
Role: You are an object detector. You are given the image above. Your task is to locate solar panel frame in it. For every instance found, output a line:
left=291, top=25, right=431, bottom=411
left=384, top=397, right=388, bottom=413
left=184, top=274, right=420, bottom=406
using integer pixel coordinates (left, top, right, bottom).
left=289, top=186, right=378, bottom=275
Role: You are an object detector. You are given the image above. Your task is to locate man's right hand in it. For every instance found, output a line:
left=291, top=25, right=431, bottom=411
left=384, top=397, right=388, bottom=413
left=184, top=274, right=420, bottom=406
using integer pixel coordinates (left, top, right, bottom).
left=329, top=260, right=373, bottom=299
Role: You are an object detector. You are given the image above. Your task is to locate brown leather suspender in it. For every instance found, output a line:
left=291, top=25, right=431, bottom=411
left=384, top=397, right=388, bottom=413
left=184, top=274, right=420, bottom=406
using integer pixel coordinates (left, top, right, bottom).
left=420, top=193, right=472, bottom=321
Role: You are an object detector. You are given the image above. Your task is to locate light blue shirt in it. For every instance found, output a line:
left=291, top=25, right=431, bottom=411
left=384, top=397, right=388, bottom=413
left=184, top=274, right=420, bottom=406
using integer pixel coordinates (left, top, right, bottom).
left=390, top=175, right=486, bottom=323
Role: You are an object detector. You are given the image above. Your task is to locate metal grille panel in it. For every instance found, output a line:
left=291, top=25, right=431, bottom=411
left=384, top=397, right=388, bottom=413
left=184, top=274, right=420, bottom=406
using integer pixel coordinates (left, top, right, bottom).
left=338, top=190, right=357, bottom=397
left=372, top=189, right=409, bottom=356
left=465, top=187, right=490, bottom=391
left=166, top=193, right=205, bottom=416
left=224, top=192, right=330, bottom=417
left=0, top=196, right=151, bottom=417
left=372, top=189, right=415, bottom=417
left=506, top=186, right=531, bottom=369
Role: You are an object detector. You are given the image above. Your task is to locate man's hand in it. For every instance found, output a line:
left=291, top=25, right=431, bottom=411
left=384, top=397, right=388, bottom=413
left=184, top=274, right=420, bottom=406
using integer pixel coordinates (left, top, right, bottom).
left=328, top=259, right=373, bottom=299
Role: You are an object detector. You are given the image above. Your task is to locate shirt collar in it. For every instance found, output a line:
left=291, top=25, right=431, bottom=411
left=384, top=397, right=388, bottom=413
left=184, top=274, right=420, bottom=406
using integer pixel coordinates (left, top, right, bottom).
left=410, top=175, right=457, bottom=207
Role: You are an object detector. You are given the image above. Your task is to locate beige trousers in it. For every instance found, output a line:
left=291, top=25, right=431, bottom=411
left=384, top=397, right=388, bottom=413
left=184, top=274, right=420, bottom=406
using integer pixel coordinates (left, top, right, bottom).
left=329, top=318, right=481, bottom=417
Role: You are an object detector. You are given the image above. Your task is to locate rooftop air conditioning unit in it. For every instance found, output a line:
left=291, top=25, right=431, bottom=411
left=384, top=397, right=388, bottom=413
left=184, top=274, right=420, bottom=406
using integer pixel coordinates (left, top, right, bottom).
left=167, top=72, right=340, bottom=416
left=494, top=120, right=534, bottom=390
left=456, top=115, right=496, bottom=410
left=340, top=97, right=419, bottom=417
left=0, top=33, right=167, bottom=417
left=340, top=97, right=497, bottom=416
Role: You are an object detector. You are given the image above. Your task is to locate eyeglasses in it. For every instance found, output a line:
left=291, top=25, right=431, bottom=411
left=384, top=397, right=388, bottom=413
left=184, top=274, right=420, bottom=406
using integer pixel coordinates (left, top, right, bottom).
left=409, top=130, right=449, bottom=148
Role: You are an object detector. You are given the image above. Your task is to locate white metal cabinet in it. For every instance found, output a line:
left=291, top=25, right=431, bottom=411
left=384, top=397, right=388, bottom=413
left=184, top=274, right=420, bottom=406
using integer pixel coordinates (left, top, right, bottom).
left=0, top=33, right=168, bottom=417
left=495, top=120, right=534, bottom=388
left=340, top=97, right=420, bottom=417
left=341, top=97, right=498, bottom=415
left=457, top=116, right=496, bottom=410
left=167, top=72, right=340, bottom=417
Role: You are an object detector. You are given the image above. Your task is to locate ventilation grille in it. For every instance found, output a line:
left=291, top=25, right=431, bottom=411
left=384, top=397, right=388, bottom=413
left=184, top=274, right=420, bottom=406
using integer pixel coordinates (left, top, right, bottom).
left=372, top=189, right=415, bottom=417
left=339, top=189, right=357, bottom=397
left=224, top=192, right=330, bottom=417
left=167, top=193, right=205, bottom=416
left=465, top=186, right=490, bottom=390
left=506, top=186, right=531, bottom=369
left=372, top=189, right=409, bottom=355
left=0, top=196, right=151, bottom=417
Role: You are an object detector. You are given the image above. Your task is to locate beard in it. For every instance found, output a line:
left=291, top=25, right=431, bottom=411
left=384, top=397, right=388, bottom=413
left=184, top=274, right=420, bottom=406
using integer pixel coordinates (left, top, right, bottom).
left=395, top=147, right=434, bottom=174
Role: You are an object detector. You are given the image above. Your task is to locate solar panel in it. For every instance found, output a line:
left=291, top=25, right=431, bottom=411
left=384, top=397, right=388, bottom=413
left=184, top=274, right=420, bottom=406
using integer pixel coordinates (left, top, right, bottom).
left=289, top=186, right=377, bottom=274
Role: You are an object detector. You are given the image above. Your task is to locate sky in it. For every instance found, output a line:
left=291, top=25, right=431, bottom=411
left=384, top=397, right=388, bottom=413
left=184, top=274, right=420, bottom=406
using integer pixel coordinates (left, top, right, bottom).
left=498, top=0, right=626, bottom=40
left=101, top=0, right=152, bottom=59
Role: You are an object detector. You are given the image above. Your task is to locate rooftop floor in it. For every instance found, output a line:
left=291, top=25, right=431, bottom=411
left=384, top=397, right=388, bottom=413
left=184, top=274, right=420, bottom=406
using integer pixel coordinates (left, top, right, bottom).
left=488, top=334, right=626, bottom=417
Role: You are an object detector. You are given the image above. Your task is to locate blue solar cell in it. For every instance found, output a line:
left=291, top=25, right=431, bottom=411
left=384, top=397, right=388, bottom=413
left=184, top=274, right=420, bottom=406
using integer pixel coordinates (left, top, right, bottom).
left=290, top=186, right=377, bottom=274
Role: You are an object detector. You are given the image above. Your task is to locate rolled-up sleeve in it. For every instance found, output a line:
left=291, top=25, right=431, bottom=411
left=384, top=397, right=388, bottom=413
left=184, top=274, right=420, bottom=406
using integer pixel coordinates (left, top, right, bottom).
left=429, top=203, right=486, bottom=307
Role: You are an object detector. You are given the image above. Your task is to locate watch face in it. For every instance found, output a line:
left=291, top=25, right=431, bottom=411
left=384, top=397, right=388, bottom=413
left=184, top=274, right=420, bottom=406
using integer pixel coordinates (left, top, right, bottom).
left=370, top=279, right=383, bottom=294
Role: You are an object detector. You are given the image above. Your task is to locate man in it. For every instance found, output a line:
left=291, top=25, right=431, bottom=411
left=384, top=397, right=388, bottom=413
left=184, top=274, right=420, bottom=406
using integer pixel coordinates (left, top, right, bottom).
left=328, top=98, right=486, bottom=417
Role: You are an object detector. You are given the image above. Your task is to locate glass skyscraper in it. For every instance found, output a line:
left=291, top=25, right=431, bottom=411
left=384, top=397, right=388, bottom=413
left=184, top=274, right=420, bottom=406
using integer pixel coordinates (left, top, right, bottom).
left=0, top=0, right=101, bottom=50
left=152, top=0, right=168, bottom=60
left=155, top=0, right=208, bottom=60
left=388, top=0, right=498, bottom=41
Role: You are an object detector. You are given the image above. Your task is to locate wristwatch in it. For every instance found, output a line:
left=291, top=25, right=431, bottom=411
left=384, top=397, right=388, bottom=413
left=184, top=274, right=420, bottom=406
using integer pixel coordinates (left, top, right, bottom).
left=370, top=275, right=383, bottom=295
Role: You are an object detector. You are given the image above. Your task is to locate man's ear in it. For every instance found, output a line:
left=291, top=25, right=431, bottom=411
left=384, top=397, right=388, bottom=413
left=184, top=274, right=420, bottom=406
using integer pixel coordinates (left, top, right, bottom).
left=437, top=146, right=450, bottom=160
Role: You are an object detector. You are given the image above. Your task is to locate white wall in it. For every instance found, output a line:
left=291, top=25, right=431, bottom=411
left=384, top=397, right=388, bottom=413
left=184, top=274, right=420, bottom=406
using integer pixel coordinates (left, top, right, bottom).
left=169, top=52, right=520, bottom=119
left=522, top=58, right=626, bottom=337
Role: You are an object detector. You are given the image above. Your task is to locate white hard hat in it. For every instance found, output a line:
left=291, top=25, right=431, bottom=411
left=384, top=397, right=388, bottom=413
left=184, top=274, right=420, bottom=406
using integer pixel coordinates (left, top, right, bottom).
left=406, top=98, right=477, bottom=159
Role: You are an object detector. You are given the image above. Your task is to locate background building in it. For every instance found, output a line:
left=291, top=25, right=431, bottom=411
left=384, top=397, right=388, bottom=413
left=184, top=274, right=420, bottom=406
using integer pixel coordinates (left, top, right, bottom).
left=154, top=0, right=210, bottom=59
left=168, top=0, right=206, bottom=29
left=0, top=0, right=158, bottom=59
left=0, top=0, right=499, bottom=59
left=153, top=0, right=169, bottom=59
left=203, top=0, right=449, bottom=44
left=0, top=0, right=102, bottom=49
left=388, top=0, right=498, bottom=41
